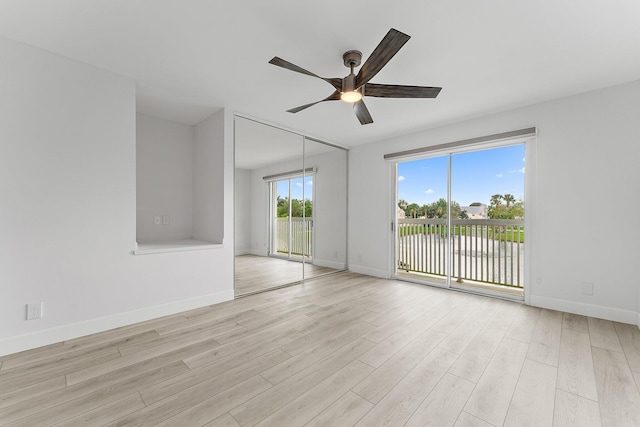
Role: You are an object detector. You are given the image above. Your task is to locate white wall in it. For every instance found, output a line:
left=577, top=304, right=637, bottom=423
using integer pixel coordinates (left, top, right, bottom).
left=234, top=168, right=252, bottom=255
left=0, top=37, right=235, bottom=356
left=193, top=110, right=226, bottom=243
left=348, top=79, right=640, bottom=325
left=136, top=113, right=194, bottom=242
left=136, top=111, right=225, bottom=245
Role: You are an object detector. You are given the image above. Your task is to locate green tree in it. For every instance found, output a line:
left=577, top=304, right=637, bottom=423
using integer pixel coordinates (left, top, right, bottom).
left=424, top=198, right=446, bottom=218
left=488, top=194, right=524, bottom=219
left=423, top=198, right=463, bottom=219
left=405, top=203, right=420, bottom=218
left=397, top=199, right=408, bottom=216
left=508, top=200, right=524, bottom=219
left=277, top=196, right=289, bottom=217
left=503, top=194, right=515, bottom=207
left=304, top=199, right=313, bottom=217
left=490, top=194, right=503, bottom=207
left=277, top=197, right=313, bottom=218
left=290, top=198, right=303, bottom=217
left=451, top=201, right=463, bottom=219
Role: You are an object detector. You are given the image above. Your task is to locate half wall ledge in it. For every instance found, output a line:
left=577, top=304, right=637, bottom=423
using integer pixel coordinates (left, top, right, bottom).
left=133, top=239, right=223, bottom=255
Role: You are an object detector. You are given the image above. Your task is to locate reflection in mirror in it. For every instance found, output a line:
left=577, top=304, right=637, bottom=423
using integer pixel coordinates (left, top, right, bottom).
left=234, top=116, right=303, bottom=295
left=302, top=138, right=348, bottom=280
left=234, top=116, right=348, bottom=296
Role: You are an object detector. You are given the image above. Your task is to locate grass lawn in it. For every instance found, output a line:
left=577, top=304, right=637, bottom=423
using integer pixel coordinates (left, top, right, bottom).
left=399, top=224, right=525, bottom=243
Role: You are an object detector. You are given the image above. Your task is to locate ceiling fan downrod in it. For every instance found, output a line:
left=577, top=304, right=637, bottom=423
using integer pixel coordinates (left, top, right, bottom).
left=341, top=50, right=362, bottom=100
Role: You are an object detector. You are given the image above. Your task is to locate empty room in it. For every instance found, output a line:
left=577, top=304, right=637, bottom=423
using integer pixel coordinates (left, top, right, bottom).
left=1, top=1, right=640, bottom=426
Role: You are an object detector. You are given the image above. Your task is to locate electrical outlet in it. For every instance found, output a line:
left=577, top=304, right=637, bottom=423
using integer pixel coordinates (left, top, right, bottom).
left=154, top=216, right=162, bottom=225
left=162, top=215, right=170, bottom=225
left=26, top=302, right=43, bottom=320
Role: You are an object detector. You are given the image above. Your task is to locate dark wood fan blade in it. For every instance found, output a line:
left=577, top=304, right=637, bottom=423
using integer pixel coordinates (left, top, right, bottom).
left=356, top=28, right=410, bottom=88
left=269, top=56, right=319, bottom=79
left=364, top=83, right=442, bottom=98
left=353, top=100, right=374, bottom=125
left=269, top=57, right=341, bottom=90
left=286, top=90, right=341, bottom=114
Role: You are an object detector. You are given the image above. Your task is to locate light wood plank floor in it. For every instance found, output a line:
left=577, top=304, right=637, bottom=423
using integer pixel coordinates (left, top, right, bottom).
left=2, top=272, right=640, bottom=426
left=235, top=254, right=339, bottom=295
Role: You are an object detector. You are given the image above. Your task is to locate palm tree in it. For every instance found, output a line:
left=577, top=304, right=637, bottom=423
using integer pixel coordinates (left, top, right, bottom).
left=503, top=194, right=515, bottom=207
left=490, top=194, right=503, bottom=207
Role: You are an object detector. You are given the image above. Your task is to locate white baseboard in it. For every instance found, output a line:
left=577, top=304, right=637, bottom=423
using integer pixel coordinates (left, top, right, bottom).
left=313, top=259, right=347, bottom=270
left=235, top=249, right=250, bottom=256
left=0, top=289, right=234, bottom=357
left=529, top=295, right=639, bottom=325
left=249, top=249, right=268, bottom=257
left=348, top=264, right=389, bottom=279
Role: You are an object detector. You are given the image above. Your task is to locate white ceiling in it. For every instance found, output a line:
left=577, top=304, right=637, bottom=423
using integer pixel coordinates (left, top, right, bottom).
left=1, top=1, right=639, bottom=147
left=234, top=116, right=340, bottom=170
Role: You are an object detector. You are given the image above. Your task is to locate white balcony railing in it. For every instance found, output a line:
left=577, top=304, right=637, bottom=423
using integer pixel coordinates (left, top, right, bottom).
left=397, top=218, right=524, bottom=288
left=275, top=217, right=312, bottom=258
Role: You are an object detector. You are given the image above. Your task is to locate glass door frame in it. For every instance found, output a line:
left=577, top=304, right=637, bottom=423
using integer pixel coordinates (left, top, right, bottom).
left=267, top=170, right=316, bottom=263
left=389, top=136, right=535, bottom=302
left=268, top=176, right=300, bottom=262
left=268, top=177, right=288, bottom=260
left=390, top=157, right=451, bottom=291
left=301, top=169, right=316, bottom=264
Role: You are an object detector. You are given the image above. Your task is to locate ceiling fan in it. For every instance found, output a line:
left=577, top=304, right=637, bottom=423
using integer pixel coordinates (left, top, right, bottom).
left=269, top=28, right=442, bottom=125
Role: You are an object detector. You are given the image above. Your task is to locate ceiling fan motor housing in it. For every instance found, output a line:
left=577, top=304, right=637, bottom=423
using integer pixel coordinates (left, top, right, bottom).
left=342, top=50, right=362, bottom=68
left=342, top=73, right=357, bottom=92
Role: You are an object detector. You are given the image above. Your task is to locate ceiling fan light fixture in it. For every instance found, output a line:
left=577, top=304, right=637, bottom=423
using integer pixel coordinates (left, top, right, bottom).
left=340, top=71, right=362, bottom=103
left=340, top=90, right=362, bottom=103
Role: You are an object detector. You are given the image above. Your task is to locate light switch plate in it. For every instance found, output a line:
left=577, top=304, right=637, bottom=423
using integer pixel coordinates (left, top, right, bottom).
left=581, top=282, right=594, bottom=296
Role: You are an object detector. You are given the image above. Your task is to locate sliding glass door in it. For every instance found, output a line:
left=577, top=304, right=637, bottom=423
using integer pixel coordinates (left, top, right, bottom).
left=394, top=143, right=525, bottom=298
left=450, top=147, right=525, bottom=295
left=396, top=155, right=450, bottom=285
left=269, top=176, right=312, bottom=262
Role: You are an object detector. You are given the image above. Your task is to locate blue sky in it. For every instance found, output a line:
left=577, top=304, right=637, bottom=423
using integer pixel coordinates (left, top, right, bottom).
left=276, top=176, right=313, bottom=201
left=397, top=144, right=525, bottom=206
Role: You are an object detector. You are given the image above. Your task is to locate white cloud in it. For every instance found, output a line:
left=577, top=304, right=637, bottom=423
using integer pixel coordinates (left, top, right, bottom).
left=397, top=175, right=405, bottom=182
left=295, top=182, right=303, bottom=187
left=496, top=173, right=503, bottom=178
left=425, top=189, right=435, bottom=194
left=507, top=169, right=517, bottom=174
left=519, top=167, right=525, bottom=173
left=306, top=180, right=313, bottom=185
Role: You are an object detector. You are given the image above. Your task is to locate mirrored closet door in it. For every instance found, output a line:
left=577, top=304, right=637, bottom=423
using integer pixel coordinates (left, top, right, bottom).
left=302, top=138, right=348, bottom=281
left=234, top=116, right=347, bottom=296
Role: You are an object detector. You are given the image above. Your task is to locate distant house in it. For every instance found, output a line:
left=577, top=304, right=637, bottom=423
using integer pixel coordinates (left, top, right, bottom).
left=397, top=206, right=406, bottom=219
left=461, top=204, right=488, bottom=219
